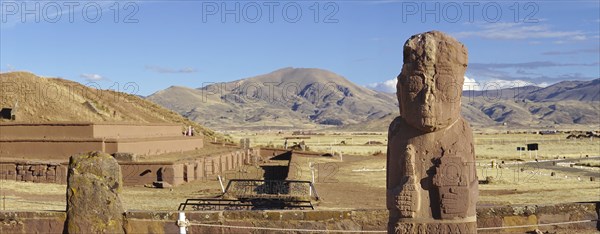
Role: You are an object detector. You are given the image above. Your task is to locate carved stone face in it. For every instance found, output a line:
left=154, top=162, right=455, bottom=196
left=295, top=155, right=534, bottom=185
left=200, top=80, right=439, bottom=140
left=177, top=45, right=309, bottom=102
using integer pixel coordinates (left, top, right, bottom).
left=396, top=31, right=467, bottom=132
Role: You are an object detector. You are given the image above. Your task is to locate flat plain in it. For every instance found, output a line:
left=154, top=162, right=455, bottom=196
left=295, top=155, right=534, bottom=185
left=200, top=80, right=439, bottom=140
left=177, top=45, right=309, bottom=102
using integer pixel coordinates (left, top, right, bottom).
left=0, top=132, right=598, bottom=211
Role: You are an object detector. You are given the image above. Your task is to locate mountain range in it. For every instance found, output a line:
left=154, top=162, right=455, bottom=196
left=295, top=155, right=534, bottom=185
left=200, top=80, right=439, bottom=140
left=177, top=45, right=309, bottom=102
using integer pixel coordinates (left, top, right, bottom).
left=147, top=67, right=599, bottom=131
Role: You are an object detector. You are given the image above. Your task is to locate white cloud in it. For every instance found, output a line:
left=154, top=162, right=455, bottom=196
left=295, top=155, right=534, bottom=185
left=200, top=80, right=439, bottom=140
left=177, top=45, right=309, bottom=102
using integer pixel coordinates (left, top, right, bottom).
left=463, top=76, right=480, bottom=90
left=454, top=23, right=589, bottom=41
left=482, top=79, right=545, bottom=89
left=542, top=47, right=600, bottom=55
left=80, top=73, right=105, bottom=82
left=367, top=76, right=485, bottom=92
left=467, top=76, right=550, bottom=90
left=366, top=79, right=397, bottom=93
left=145, top=65, right=197, bottom=74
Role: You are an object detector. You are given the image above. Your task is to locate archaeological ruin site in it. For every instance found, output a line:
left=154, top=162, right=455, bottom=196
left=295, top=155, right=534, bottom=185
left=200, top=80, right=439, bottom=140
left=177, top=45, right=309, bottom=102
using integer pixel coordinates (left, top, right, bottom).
left=0, top=28, right=600, bottom=234
left=0, top=122, right=258, bottom=187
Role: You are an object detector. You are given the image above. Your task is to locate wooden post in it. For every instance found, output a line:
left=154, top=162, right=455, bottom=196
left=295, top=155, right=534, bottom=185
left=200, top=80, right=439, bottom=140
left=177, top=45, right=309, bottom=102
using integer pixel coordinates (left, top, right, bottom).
left=217, top=175, right=225, bottom=193
left=309, top=162, right=315, bottom=184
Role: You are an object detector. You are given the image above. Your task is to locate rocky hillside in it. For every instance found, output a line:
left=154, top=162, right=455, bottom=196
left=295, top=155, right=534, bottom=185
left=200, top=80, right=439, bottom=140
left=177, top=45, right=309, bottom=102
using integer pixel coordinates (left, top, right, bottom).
left=344, top=78, right=600, bottom=131
left=0, top=72, right=218, bottom=138
left=147, top=67, right=398, bottom=130
left=148, top=67, right=598, bottom=131
left=468, top=79, right=600, bottom=102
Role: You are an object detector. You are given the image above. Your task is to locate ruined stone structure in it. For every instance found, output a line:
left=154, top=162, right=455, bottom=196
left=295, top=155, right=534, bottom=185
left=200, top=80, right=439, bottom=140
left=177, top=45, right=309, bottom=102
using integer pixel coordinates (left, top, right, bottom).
left=0, top=122, right=264, bottom=188
left=0, top=122, right=203, bottom=160
left=387, top=31, right=478, bottom=233
left=118, top=149, right=254, bottom=186
left=66, top=151, right=125, bottom=233
left=0, top=148, right=255, bottom=187
left=2, top=202, right=600, bottom=233
left=0, top=161, right=67, bottom=184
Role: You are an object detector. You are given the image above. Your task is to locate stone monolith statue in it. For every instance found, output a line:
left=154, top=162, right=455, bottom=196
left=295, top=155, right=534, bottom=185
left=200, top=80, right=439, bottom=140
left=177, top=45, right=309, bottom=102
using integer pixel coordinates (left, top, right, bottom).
left=387, top=31, right=478, bottom=233
left=66, top=151, right=125, bottom=233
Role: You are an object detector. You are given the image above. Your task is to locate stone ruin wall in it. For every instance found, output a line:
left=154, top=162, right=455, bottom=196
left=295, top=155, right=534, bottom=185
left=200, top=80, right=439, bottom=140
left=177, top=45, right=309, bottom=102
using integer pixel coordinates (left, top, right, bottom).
left=0, top=122, right=184, bottom=139
left=108, top=137, right=204, bottom=156
left=0, top=138, right=204, bottom=160
left=0, top=161, right=67, bottom=184
left=0, top=148, right=257, bottom=186
left=91, top=124, right=184, bottom=139
left=0, top=123, right=93, bottom=139
left=119, top=149, right=254, bottom=186
left=0, top=122, right=203, bottom=159
left=0, top=123, right=260, bottom=187
left=0, top=139, right=105, bottom=160
left=1, top=203, right=598, bottom=233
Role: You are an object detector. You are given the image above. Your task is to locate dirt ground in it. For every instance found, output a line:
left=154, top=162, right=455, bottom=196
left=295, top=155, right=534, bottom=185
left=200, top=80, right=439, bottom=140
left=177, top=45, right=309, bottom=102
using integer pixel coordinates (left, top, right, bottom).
left=1, top=153, right=598, bottom=211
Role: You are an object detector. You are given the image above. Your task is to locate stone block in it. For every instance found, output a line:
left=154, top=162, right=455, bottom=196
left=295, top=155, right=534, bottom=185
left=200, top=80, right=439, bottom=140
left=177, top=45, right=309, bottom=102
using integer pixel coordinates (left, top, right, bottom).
left=223, top=211, right=265, bottom=220
left=503, top=215, right=538, bottom=233
left=264, top=211, right=282, bottom=220
left=280, top=211, right=305, bottom=220
left=304, top=211, right=344, bottom=221
left=123, top=219, right=166, bottom=234
left=478, top=216, right=502, bottom=228
left=220, top=221, right=254, bottom=234
left=66, top=151, right=124, bottom=233
left=187, top=211, right=221, bottom=222
left=46, top=169, right=56, bottom=176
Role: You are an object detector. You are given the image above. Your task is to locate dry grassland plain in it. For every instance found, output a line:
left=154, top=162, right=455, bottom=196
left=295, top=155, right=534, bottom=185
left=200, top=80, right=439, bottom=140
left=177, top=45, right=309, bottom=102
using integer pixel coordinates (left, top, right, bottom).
left=0, top=132, right=598, bottom=211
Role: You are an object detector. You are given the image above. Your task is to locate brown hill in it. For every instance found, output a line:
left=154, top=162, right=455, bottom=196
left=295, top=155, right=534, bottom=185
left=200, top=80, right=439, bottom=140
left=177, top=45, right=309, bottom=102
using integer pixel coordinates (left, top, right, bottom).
left=147, top=67, right=599, bottom=131
left=0, top=72, right=218, bottom=138
left=148, top=67, right=599, bottom=131
left=147, top=67, right=398, bottom=130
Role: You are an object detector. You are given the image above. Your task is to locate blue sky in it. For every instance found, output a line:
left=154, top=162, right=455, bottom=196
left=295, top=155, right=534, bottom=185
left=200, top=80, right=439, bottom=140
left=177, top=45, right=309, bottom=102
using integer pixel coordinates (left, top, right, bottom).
left=1, top=0, right=599, bottom=95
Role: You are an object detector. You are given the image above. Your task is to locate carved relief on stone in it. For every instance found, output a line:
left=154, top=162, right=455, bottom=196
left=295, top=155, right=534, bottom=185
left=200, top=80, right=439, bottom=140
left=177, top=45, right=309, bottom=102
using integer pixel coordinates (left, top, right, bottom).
left=433, top=155, right=469, bottom=219
left=395, top=222, right=477, bottom=234
left=394, top=144, right=420, bottom=218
